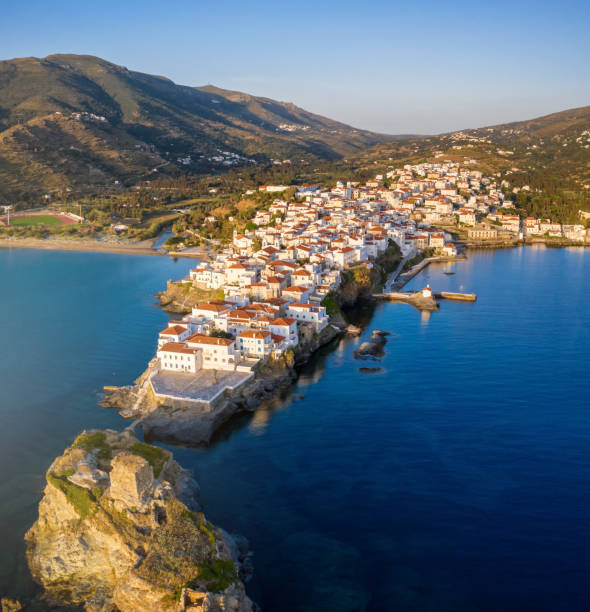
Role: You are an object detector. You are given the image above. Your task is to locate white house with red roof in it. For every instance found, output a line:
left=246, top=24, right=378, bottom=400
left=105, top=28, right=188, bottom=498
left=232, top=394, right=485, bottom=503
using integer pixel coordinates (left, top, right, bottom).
left=429, top=233, right=446, bottom=249
left=157, top=324, right=190, bottom=348
left=236, top=329, right=272, bottom=359
left=157, top=342, right=202, bottom=373
left=331, top=246, right=358, bottom=269
left=269, top=317, right=299, bottom=347
left=190, top=266, right=226, bottom=289
left=186, top=334, right=237, bottom=370
left=282, top=285, right=311, bottom=303
left=233, top=233, right=253, bottom=254
left=291, top=268, right=314, bottom=288
left=286, top=302, right=329, bottom=330
left=443, top=243, right=457, bottom=257
left=192, top=302, right=235, bottom=320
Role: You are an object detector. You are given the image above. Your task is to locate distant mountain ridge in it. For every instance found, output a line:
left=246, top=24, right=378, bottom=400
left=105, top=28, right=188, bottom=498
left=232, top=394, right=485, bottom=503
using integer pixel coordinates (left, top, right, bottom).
left=1, top=53, right=589, bottom=214
left=0, top=54, right=390, bottom=199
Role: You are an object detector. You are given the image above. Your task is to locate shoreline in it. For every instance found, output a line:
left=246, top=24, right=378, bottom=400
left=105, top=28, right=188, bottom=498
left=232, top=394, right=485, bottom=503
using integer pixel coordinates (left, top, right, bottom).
left=2, top=235, right=585, bottom=259
left=0, top=237, right=209, bottom=258
left=103, top=321, right=344, bottom=447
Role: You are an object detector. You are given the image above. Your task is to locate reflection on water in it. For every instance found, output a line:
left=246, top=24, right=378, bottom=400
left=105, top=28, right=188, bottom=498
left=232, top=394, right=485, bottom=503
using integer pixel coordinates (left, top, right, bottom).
left=2, top=247, right=590, bottom=611
left=248, top=409, right=272, bottom=435
left=174, top=247, right=590, bottom=612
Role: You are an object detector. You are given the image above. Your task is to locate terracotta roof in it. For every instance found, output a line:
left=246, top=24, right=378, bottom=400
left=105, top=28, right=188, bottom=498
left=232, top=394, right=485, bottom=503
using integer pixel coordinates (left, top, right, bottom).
left=158, top=342, right=200, bottom=355
left=187, top=334, right=234, bottom=346
left=288, top=302, right=316, bottom=310
left=271, top=317, right=297, bottom=326
left=160, top=325, right=187, bottom=336
left=237, top=330, right=271, bottom=339
left=195, top=303, right=231, bottom=313
left=227, top=309, right=257, bottom=320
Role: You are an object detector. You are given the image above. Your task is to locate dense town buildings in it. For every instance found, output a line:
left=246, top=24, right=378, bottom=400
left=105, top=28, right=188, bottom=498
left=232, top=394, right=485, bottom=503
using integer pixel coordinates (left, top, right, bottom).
left=149, top=161, right=588, bottom=395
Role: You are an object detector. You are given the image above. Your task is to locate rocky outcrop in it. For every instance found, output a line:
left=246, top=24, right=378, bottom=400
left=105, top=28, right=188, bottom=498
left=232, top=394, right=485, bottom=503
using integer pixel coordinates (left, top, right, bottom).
left=26, top=429, right=254, bottom=612
left=141, top=357, right=298, bottom=446
left=103, top=321, right=343, bottom=448
left=157, top=281, right=224, bottom=314
left=354, top=329, right=389, bottom=360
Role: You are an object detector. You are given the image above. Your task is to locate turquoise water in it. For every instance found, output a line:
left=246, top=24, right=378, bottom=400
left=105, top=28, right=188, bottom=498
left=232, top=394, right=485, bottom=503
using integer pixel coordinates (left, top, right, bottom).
left=0, top=248, right=196, bottom=600
left=1, top=245, right=589, bottom=610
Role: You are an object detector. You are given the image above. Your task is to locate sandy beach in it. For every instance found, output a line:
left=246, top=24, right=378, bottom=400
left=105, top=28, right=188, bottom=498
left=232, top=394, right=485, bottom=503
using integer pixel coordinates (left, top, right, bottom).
left=0, top=237, right=208, bottom=258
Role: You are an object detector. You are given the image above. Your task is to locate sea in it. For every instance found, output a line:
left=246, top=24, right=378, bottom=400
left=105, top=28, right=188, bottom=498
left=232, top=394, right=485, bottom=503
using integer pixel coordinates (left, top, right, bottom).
left=0, top=245, right=589, bottom=611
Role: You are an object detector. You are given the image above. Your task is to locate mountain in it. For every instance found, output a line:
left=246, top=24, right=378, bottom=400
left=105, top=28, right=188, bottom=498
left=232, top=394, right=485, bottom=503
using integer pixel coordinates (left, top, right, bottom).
left=356, top=105, right=590, bottom=222
left=0, top=54, right=390, bottom=200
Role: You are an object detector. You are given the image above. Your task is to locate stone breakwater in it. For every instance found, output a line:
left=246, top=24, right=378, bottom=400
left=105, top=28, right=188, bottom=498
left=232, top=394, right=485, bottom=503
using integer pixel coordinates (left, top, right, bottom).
left=25, top=429, right=255, bottom=612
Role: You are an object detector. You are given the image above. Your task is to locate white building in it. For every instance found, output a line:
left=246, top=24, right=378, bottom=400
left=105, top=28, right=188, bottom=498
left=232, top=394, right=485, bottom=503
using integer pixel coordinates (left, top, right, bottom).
left=269, top=317, right=299, bottom=347
left=286, top=303, right=329, bottom=330
left=236, top=330, right=272, bottom=358
left=158, top=324, right=190, bottom=348
left=186, top=334, right=237, bottom=370
left=157, top=342, right=202, bottom=373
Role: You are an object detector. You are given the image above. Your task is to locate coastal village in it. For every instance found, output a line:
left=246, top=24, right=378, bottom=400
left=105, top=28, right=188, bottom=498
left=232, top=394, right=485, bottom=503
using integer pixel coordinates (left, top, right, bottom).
left=137, top=159, right=590, bottom=409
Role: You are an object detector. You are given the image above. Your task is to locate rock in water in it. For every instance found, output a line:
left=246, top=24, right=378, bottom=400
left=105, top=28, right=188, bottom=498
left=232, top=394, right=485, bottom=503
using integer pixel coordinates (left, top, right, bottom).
left=353, top=329, right=389, bottom=359
left=25, top=429, right=255, bottom=612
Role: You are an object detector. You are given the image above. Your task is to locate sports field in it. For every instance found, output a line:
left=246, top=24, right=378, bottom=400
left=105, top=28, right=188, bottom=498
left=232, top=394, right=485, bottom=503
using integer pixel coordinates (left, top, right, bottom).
left=0, top=214, right=76, bottom=226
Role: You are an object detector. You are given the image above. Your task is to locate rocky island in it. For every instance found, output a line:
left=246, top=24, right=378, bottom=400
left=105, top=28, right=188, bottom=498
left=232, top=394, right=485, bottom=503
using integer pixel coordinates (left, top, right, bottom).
left=26, top=429, right=254, bottom=612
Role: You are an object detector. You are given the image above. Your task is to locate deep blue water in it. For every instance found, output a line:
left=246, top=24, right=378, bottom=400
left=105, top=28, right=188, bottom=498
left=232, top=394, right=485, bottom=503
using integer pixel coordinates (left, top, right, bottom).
left=171, top=245, right=590, bottom=611
left=0, top=248, right=196, bottom=600
left=1, top=245, right=589, bottom=610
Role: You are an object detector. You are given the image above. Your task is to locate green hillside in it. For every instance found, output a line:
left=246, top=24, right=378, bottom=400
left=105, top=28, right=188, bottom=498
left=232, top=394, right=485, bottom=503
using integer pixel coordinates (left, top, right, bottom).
left=355, top=106, right=590, bottom=222
left=0, top=54, right=389, bottom=201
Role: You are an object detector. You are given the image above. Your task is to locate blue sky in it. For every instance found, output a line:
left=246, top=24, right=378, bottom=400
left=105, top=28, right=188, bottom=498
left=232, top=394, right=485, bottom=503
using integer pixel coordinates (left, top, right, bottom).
left=2, top=0, right=590, bottom=134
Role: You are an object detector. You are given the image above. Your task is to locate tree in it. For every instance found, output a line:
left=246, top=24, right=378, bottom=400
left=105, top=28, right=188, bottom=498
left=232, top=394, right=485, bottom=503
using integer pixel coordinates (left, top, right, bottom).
left=352, top=266, right=372, bottom=290
left=210, top=327, right=234, bottom=339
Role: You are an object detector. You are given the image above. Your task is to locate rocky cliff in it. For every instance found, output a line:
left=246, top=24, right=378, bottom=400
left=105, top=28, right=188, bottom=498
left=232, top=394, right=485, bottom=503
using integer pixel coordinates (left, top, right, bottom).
left=26, top=429, right=254, bottom=612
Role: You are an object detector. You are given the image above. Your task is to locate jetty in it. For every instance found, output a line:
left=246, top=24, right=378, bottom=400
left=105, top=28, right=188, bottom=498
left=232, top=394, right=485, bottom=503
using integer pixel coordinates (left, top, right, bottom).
left=374, top=290, right=439, bottom=310
left=387, top=254, right=468, bottom=292
left=374, top=286, right=476, bottom=310
left=433, top=291, right=476, bottom=302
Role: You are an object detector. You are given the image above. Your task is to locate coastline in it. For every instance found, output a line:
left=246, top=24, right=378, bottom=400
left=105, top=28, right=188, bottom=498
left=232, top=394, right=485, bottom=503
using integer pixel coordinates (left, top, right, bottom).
left=2, top=234, right=585, bottom=259
left=103, top=321, right=344, bottom=447
left=0, top=236, right=209, bottom=258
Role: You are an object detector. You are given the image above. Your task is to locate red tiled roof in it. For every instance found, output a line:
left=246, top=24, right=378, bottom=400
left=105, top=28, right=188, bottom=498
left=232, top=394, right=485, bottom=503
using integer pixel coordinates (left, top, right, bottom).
left=271, top=317, right=297, bottom=326
left=238, top=330, right=270, bottom=339
left=158, top=342, right=200, bottom=355
left=187, top=334, right=234, bottom=346
left=160, top=325, right=187, bottom=336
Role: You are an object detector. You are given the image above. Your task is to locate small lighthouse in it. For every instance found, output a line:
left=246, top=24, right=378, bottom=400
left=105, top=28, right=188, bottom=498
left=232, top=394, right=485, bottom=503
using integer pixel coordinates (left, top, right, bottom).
left=421, top=285, right=432, bottom=298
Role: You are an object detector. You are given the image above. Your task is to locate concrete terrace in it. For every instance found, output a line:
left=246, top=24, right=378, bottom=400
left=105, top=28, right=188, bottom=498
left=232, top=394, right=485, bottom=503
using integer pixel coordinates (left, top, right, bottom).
left=151, top=368, right=253, bottom=404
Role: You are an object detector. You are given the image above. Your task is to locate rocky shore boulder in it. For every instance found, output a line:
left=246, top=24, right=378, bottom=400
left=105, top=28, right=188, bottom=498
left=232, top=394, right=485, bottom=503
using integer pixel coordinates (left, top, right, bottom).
left=354, top=329, right=389, bottom=360
left=25, top=429, right=254, bottom=612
